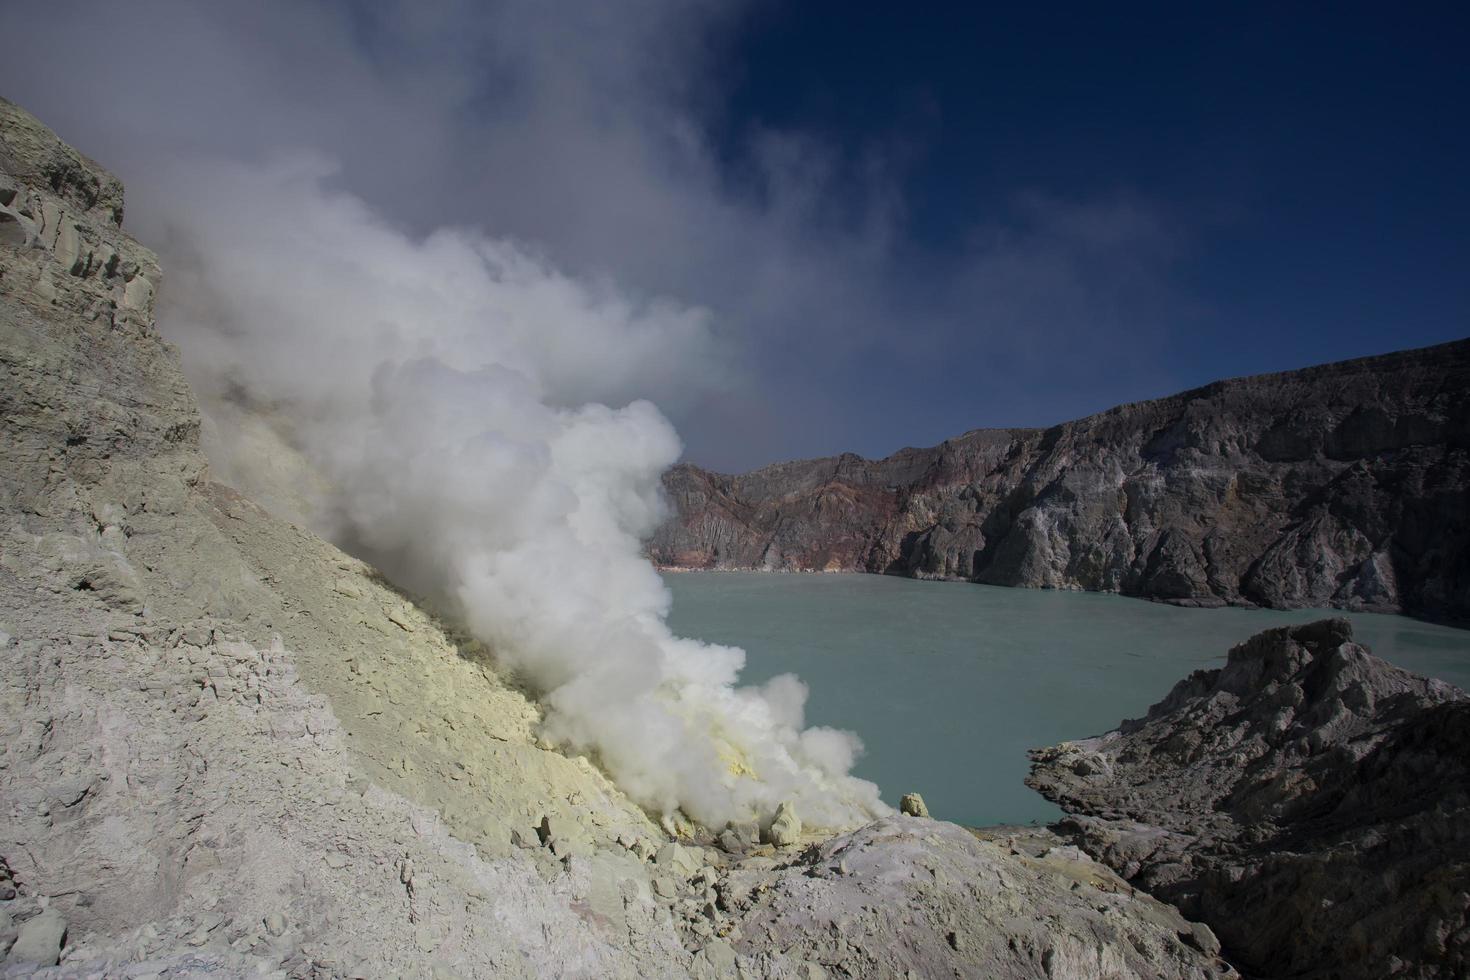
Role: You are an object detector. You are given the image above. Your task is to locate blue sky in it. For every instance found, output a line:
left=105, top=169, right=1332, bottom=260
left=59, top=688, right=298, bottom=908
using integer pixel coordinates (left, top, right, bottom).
left=3, top=1, right=1466, bottom=470
left=727, top=5, right=1469, bottom=318
left=711, top=3, right=1470, bottom=438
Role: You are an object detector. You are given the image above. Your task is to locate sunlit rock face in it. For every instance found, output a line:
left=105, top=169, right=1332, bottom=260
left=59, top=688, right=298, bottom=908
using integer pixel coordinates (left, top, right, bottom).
left=653, top=339, right=1470, bottom=621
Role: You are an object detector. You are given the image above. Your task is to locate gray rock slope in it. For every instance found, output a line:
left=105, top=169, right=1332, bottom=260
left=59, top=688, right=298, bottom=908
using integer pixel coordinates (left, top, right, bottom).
left=652, top=339, right=1470, bottom=621
left=1029, top=619, right=1469, bottom=979
left=0, top=98, right=1235, bottom=977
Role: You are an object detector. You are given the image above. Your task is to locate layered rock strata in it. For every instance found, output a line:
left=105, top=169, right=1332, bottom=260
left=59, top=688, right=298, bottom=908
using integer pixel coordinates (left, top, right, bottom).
left=652, top=340, right=1470, bottom=620
left=0, top=98, right=1235, bottom=978
left=1029, top=619, right=1469, bottom=979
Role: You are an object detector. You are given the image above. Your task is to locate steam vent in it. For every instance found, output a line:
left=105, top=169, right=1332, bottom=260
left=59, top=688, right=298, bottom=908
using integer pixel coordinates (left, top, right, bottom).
left=2, top=4, right=1467, bottom=977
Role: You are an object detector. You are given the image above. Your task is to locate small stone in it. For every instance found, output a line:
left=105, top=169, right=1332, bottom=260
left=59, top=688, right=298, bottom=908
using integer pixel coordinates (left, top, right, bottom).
left=263, top=912, right=287, bottom=937
left=550, top=836, right=591, bottom=859
left=690, top=936, right=734, bottom=975
left=655, top=842, right=703, bottom=877
left=386, top=606, right=416, bottom=632
left=1180, top=922, right=1221, bottom=956
left=323, top=853, right=349, bottom=869
left=900, top=793, right=930, bottom=818
left=8, top=909, right=67, bottom=966
left=727, top=820, right=760, bottom=845
left=331, top=579, right=362, bottom=599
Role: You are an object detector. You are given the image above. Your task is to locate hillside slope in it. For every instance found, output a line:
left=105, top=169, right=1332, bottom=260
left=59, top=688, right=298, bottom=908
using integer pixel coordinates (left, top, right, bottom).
left=0, top=99, right=1235, bottom=978
left=653, top=340, right=1470, bottom=620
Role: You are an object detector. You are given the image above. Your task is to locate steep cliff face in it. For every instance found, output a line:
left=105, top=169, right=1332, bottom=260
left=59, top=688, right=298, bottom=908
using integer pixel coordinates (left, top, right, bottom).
left=652, top=341, right=1470, bottom=619
left=1028, top=619, right=1469, bottom=980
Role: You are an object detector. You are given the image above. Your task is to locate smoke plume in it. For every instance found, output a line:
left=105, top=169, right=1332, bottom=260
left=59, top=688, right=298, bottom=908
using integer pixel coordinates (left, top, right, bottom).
left=150, top=153, right=886, bottom=829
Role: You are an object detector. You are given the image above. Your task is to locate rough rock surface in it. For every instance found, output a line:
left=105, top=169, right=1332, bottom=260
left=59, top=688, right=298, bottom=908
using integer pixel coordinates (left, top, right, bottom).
left=0, top=95, right=687, bottom=980
left=899, top=793, right=930, bottom=818
left=722, top=819, right=1233, bottom=980
left=1, top=98, right=1234, bottom=977
left=652, top=341, right=1470, bottom=621
left=1028, top=619, right=1470, bottom=979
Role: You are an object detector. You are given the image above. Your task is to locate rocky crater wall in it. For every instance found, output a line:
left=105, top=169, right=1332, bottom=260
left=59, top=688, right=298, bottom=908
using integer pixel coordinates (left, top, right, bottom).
left=652, top=340, right=1470, bottom=621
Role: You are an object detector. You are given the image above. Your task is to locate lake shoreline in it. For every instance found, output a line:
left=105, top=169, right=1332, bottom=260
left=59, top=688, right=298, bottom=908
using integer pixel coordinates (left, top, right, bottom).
left=664, top=570, right=1470, bottom=827
left=654, top=561, right=1470, bottom=631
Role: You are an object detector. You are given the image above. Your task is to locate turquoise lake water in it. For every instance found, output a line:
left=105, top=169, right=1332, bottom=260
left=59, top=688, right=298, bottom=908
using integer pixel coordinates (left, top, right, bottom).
left=662, top=572, right=1470, bottom=828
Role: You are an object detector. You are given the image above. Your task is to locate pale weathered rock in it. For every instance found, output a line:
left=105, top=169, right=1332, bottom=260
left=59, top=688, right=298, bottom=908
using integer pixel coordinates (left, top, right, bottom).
left=653, top=342, right=1470, bottom=621
left=690, top=937, right=737, bottom=978
left=728, top=819, right=1233, bottom=979
left=332, top=578, right=363, bottom=599
left=899, top=792, right=929, bottom=817
left=767, top=802, right=801, bottom=847
left=654, top=841, right=703, bottom=877
left=7, top=909, right=67, bottom=967
left=1030, top=619, right=1469, bottom=980
left=386, top=605, right=416, bottom=631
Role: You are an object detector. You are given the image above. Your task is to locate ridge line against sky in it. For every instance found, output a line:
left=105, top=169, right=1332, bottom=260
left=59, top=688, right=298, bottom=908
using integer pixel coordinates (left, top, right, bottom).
left=2, top=0, right=1466, bottom=471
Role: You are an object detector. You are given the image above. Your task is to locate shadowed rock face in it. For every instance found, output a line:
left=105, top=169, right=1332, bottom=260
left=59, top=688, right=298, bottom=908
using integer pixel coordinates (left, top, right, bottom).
left=652, top=341, right=1470, bottom=620
left=1028, top=619, right=1470, bottom=980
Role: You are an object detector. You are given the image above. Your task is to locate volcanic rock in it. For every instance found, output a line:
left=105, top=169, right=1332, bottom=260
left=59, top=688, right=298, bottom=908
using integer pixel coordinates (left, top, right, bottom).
left=7, top=909, right=67, bottom=967
left=729, top=818, right=1236, bottom=979
left=767, top=801, right=802, bottom=847
left=652, top=342, right=1470, bottom=621
left=899, top=792, right=930, bottom=817
left=1028, top=619, right=1470, bottom=979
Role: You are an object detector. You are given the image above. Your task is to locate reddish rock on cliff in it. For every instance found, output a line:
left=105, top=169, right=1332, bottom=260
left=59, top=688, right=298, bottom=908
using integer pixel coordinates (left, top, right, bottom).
left=651, top=340, right=1470, bottom=621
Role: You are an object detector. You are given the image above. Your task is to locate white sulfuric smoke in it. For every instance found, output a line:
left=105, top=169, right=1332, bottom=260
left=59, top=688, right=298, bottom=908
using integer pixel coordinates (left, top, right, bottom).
left=147, top=154, right=887, bottom=829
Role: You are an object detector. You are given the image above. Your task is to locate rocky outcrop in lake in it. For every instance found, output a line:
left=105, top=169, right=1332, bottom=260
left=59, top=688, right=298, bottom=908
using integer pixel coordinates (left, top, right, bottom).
left=652, top=340, right=1470, bottom=621
left=1029, top=619, right=1470, bottom=979
left=1, top=98, right=1242, bottom=978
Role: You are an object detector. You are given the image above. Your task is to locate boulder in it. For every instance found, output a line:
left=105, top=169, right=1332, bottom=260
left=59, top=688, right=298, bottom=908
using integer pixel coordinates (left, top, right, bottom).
left=654, top=842, right=703, bottom=877
left=767, top=802, right=801, bottom=847
left=899, top=792, right=929, bottom=817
